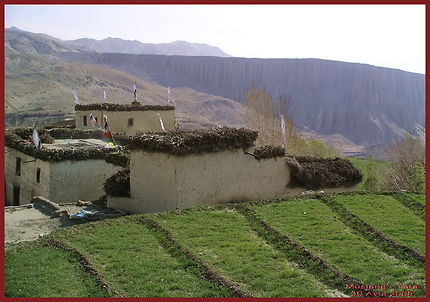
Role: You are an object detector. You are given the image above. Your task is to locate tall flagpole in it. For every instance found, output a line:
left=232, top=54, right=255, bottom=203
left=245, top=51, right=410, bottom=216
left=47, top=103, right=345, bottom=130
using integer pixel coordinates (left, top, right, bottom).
left=72, top=89, right=79, bottom=104
left=133, top=83, right=137, bottom=102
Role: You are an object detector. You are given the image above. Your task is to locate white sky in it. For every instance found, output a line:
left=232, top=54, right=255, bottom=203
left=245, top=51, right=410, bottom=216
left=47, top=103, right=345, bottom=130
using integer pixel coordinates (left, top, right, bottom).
left=5, top=4, right=426, bottom=74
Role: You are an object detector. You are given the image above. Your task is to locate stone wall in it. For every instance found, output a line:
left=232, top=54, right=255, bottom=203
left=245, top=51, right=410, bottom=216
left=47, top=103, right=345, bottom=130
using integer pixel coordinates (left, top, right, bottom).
left=75, top=109, right=175, bottom=135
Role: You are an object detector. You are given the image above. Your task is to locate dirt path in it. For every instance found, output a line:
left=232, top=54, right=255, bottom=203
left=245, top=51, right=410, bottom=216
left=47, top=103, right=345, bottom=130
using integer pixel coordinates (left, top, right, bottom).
left=4, top=206, right=75, bottom=244
left=5, top=203, right=124, bottom=244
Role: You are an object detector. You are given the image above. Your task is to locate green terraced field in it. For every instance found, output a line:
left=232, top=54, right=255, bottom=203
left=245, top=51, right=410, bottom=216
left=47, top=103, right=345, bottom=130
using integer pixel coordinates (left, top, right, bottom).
left=4, top=242, right=107, bottom=297
left=154, top=209, right=331, bottom=297
left=405, top=193, right=426, bottom=206
left=55, top=219, right=230, bottom=297
left=333, top=194, right=425, bottom=255
left=251, top=198, right=425, bottom=296
left=4, top=193, right=426, bottom=297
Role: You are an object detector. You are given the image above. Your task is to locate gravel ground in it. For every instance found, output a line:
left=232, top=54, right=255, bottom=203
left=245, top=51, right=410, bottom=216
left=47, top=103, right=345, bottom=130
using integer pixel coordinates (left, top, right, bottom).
left=4, top=203, right=123, bottom=244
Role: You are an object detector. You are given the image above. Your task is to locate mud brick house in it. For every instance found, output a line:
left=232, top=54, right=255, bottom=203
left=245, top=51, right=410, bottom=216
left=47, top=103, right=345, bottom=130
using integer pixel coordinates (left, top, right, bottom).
left=106, top=127, right=362, bottom=214
left=4, top=128, right=124, bottom=206
left=5, top=123, right=361, bottom=211
left=75, top=103, right=175, bottom=135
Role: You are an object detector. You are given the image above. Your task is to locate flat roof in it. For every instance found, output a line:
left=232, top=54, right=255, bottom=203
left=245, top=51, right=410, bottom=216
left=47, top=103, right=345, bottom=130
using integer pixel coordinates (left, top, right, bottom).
left=116, top=126, right=258, bottom=155
left=5, top=128, right=121, bottom=162
left=44, top=139, right=115, bottom=150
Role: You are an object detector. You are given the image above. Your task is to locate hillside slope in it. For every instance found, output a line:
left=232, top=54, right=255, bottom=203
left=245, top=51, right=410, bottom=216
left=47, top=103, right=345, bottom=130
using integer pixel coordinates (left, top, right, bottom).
left=56, top=52, right=425, bottom=146
left=5, top=51, right=245, bottom=128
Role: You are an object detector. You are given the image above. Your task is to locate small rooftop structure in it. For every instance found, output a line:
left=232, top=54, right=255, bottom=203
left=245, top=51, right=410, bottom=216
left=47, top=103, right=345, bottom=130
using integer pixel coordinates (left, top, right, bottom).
left=75, top=103, right=176, bottom=135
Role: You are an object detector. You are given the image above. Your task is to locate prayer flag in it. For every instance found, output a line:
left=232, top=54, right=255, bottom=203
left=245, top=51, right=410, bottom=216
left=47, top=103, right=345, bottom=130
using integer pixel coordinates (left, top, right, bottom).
left=72, top=89, right=79, bottom=104
left=157, top=113, right=166, bottom=133
left=32, top=127, right=41, bottom=150
left=280, top=114, right=286, bottom=136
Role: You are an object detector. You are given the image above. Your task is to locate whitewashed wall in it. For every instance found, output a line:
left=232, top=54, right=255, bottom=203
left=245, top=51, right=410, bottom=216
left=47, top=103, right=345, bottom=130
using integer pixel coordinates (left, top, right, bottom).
left=112, top=149, right=291, bottom=214
left=49, top=159, right=121, bottom=202
left=75, top=110, right=175, bottom=135
left=4, top=148, right=122, bottom=205
left=4, top=148, right=51, bottom=205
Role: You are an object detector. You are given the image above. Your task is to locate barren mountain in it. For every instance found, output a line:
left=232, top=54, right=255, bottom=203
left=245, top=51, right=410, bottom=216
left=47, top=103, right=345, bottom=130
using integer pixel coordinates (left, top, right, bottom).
left=56, top=52, right=425, bottom=146
left=5, top=27, right=230, bottom=57
left=67, top=38, right=231, bottom=57
left=4, top=50, right=245, bottom=129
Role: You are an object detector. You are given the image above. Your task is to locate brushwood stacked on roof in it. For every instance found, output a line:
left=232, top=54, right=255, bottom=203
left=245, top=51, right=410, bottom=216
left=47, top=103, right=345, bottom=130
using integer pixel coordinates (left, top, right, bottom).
left=253, top=146, right=285, bottom=159
left=103, top=168, right=130, bottom=197
left=117, top=126, right=258, bottom=155
left=104, top=151, right=130, bottom=167
left=286, top=156, right=362, bottom=189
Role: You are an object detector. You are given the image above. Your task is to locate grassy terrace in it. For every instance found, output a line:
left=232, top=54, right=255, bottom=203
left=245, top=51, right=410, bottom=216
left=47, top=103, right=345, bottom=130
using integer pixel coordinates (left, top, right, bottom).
left=406, top=193, right=426, bottom=206
left=346, top=157, right=387, bottom=190
left=252, top=198, right=425, bottom=296
left=54, top=219, right=231, bottom=297
left=4, top=242, right=107, bottom=297
left=5, top=193, right=426, bottom=297
left=333, top=194, right=425, bottom=255
left=153, top=209, right=331, bottom=297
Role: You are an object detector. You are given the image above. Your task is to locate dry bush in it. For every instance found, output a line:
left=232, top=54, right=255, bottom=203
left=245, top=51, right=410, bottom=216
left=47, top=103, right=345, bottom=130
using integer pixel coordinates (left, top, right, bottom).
left=244, top=86, right=339, bottom=157
left=244, top=86, right=295, bottom=148
left=383, top=131, right=425, bottom=192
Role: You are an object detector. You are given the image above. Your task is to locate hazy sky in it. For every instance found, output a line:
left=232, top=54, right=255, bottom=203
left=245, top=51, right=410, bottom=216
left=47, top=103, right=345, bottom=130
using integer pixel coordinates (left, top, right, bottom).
left=5, top=5, right=425, bottom=74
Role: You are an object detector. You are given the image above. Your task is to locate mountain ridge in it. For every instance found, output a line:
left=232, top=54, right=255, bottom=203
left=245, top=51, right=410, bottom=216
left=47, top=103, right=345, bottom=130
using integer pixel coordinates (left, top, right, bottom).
left=5, top=27, right=231, bottom=57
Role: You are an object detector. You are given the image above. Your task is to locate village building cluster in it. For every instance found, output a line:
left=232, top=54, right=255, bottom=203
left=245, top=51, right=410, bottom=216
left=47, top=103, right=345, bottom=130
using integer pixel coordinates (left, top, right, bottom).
left=4, top=101, right=362, bottom=213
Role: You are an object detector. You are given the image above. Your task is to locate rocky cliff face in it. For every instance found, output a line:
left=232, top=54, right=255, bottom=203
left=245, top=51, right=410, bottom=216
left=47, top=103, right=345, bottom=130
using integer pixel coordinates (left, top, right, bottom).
left=57, top=52, right=425, bottom=146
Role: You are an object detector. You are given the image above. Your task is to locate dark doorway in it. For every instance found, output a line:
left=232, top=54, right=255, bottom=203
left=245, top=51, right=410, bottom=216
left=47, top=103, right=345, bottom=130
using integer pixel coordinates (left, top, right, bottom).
left=16, top=157, right=21, bottom=176
left=36, top=168, right=41, bottom=183
left=13, top=185, right=20, bottom=206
